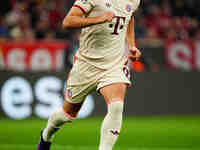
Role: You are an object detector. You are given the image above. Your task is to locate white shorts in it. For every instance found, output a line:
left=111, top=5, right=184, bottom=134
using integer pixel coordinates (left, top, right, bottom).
left=64, top=59, right=131, bottom=103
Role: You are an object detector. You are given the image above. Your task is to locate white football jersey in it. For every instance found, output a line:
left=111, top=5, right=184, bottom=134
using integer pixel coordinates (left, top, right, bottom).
left=73, top=0, right=140, bottom=69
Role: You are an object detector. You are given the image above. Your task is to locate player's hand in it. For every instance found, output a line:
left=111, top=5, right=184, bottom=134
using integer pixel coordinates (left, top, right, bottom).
left=99, top=11, right=115, bottom=23
left=128, top=46, right=142, bottom=61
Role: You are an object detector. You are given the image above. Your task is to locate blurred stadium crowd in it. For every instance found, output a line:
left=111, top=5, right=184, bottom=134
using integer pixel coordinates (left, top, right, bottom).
left=135, top=0, right=200, bottom=48
left=0, top=0, right=73, bottom=41
left=0, top=0, right=199, bottom=71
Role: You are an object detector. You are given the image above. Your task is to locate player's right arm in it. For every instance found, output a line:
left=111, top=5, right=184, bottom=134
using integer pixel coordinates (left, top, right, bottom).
left=62, top=4, right=115, bottom=29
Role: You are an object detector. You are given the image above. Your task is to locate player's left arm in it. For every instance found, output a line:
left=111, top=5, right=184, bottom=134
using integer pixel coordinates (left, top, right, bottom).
left=126, top=16, right=141, bottom=61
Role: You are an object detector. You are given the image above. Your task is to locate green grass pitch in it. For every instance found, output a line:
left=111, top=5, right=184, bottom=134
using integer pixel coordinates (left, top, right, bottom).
left=0, top=116, right=200, bottom=150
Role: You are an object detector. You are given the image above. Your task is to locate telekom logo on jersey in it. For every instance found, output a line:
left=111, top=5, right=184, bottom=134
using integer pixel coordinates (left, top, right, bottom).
left=109, top=16, right=126, bottom=35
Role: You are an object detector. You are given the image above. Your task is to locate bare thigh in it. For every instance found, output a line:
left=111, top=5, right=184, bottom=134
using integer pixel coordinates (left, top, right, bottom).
left=99, top=83, right=127, bottom=104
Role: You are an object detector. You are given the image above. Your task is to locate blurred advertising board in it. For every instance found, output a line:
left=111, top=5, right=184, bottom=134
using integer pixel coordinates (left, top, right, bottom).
left=1, top=40, right=200, bottom=72
left=165, top=40, right=200, bottom=71
left=0, top=41, right=68, bottom=71
left=0, top=71, right=95, bottom=120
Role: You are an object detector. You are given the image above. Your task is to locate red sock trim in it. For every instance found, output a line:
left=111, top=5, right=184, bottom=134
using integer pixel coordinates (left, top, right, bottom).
left=107, top=99, right=123, bottom=105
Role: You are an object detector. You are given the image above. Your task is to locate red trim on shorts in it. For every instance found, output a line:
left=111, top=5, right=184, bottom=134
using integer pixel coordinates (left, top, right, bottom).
left=62, top=107, right=76, bottom=120
left=73, top=56, right=77, bottom=64
left=107, top=99, right=123, bottom=105
left=73, top=4, right=87, bottom=14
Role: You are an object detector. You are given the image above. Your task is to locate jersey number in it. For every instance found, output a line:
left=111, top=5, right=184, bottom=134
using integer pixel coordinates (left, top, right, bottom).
left=109, top=16, right=126, bottom=35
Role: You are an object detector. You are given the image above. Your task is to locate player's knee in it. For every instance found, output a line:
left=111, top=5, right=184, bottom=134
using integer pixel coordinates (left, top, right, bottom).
left=108, top=101, right=124, bottom=116
left=62, top=100, right=83, bottom=119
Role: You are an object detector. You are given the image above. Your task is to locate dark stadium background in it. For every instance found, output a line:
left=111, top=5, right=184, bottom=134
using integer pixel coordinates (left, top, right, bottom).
left=0, top=0, right=200, bottom=150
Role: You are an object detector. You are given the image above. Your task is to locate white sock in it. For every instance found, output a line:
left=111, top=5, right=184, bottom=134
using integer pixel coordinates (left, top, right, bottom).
left=42, top=107, right=73, bottom=142
left=99, top=101, right=124, bottom=150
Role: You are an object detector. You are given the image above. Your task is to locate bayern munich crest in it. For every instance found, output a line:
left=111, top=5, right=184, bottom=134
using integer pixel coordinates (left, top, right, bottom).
left=126, top=4, right=132, bottom=12
left=68, top=89, right=72, bottom=99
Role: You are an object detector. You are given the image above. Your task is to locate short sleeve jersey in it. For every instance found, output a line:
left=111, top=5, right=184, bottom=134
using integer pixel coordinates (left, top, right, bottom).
left=73, top=0, right=140, bottom=69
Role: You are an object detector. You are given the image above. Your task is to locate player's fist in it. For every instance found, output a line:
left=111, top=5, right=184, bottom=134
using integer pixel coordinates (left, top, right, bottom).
left=99, top=11, right=115, bottom=23
left=128, top=46, right=142, bottom=61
